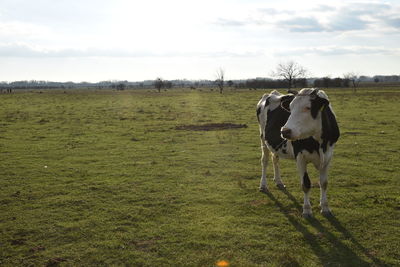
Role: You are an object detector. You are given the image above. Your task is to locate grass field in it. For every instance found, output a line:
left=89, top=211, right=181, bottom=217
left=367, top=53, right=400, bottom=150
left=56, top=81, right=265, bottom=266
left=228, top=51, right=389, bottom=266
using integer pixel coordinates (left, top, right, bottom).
left=1, top=88, right=399, bottom=266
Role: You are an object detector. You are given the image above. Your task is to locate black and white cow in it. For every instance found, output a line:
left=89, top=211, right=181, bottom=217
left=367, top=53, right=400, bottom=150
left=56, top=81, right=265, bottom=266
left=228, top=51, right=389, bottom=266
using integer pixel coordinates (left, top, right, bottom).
left=256, top=88, right=340, bottom=217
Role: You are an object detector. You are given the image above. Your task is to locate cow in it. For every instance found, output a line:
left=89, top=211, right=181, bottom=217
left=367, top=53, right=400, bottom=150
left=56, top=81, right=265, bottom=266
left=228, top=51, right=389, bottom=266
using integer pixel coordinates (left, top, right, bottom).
left=256, top=88, right=340, bottom=217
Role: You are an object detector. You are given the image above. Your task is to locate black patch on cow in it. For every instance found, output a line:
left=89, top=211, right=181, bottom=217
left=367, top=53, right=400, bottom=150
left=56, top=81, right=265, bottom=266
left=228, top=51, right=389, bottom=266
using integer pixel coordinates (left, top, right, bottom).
left=264, top=105, right=290, bottom=150
left=310, top=95, right=329, bottom=119
left=309, top=94, right=340, bottom=152
left=280, top=95, right=294, bottom=112
left=259, top=94, right=294, bottom=151
left=320, top=105, right=340, bottom=152
left=303, top=172, right=311, bottom=189
left=292, top=137, right=320, bottom=158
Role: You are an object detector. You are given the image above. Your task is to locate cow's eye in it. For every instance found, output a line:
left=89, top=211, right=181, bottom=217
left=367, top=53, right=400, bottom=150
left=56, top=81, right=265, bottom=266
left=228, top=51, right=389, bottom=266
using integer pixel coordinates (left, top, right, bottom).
left=304, top=107, right=311, bottom=112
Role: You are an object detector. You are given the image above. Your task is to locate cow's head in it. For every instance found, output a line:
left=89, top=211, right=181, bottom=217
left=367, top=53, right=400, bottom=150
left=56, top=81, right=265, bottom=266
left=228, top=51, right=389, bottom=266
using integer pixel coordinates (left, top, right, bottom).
left=281, top=88, right=330, bottom=141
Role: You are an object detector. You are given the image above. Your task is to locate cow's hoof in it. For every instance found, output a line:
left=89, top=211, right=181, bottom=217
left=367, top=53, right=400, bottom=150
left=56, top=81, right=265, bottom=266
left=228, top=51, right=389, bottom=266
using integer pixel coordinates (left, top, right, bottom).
left=321, top=210, right=334, bottom=217
left=276, top=183, right=286, bottom=190
left=302, top=213, right=313, bottom=219
left=259, top=186, right=268, bottom=192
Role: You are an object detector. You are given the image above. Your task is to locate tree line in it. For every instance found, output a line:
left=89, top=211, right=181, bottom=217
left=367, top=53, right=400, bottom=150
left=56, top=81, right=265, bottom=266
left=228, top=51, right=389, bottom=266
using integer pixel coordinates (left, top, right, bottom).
left=1, top=61, right=399, bottom=93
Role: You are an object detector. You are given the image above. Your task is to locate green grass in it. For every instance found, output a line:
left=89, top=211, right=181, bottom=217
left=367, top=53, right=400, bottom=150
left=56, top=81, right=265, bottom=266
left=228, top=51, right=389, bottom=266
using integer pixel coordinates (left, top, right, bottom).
left=1, top=88, right=399, bottom=266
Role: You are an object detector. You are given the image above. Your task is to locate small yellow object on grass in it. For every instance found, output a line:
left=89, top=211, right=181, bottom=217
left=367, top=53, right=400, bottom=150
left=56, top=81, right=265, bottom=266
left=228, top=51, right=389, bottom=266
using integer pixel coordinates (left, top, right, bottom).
left=216, top=260, right=229, bottom=267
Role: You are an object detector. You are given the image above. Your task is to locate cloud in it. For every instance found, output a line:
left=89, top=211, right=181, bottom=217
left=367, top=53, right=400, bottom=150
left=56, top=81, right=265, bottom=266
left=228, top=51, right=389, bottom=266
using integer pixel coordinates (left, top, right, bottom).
left=0, top=21, right=51, bottom=37
left=0, top=43, right=262, bottom=58
left=214, top=18, right=248, bottom=27
left=216, top=1, right=400, bottom=33
left=344, top=2, right=391, bottom=15
left=326, top=12, right=369, bottom=31
left=385, top=17, right=400, bottom=28
left=311, top=5, right=337, bottom=12
left=378, top=13, right=400, bottom=29
left=257, top=8, right=294, bottom=15
left=0, top=43, right=155, bottom=58
left=0, top=0, right=110, bottom=29
left=324, top=3, right=391, bottom=31
left=275, top=46, right=400, bottom=57
left=277, top=17, right=325, bottom=32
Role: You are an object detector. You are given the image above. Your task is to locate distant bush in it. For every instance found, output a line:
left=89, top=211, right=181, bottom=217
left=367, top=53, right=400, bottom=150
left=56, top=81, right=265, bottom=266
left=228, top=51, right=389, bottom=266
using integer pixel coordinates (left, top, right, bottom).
left=313, top=77, right=350, bottom=88
left=235, top=78, right=307, bottom=90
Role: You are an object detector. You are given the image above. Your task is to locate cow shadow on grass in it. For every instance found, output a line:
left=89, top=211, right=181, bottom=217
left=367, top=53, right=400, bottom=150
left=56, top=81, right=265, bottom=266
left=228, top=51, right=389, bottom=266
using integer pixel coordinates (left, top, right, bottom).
left=263, top=189, right=388, bottom=267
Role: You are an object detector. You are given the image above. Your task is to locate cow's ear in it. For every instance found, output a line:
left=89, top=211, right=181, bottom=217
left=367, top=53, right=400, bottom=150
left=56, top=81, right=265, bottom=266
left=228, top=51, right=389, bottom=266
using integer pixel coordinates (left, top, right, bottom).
left=280, top=95, right=293, bottom=112
left=310, top=88, right=319, bottom=97
left=311, top=96, right=329, bottom=119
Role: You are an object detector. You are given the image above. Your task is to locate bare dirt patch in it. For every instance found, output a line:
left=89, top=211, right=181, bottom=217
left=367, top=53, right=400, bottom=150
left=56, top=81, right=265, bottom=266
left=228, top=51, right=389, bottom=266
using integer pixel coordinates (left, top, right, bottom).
left=175, top=123, right=247, bottom=131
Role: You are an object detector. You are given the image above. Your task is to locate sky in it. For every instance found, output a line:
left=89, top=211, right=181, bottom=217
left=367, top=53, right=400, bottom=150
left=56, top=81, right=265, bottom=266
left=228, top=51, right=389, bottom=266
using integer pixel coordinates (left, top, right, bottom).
left=0, top=0, right=399, bottom=82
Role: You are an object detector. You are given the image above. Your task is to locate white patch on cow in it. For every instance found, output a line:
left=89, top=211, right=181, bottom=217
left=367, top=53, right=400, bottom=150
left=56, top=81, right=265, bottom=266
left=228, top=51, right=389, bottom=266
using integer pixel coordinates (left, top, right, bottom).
left=263, top=90, right=286, bottom=111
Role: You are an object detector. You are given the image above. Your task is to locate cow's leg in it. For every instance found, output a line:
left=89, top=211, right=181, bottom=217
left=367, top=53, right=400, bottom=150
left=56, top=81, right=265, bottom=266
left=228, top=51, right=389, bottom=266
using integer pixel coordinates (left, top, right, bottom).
left=259, top=142, right=269, bottom=192
left=271, top=153, right=285, bottom=189
left=296, top=156, right=312, bottom=217
left=319, top=165, right=333, bottom=216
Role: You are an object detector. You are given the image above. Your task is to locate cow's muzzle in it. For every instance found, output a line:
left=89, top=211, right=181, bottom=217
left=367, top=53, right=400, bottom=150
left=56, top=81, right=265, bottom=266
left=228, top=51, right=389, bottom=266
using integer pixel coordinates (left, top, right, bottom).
left=281, top=127, right=292, bottom=139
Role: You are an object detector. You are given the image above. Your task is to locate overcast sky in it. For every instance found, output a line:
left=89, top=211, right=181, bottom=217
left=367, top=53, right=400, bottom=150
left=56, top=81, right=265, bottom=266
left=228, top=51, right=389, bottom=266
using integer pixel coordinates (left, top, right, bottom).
left=0, top=0, right=399, bottom=82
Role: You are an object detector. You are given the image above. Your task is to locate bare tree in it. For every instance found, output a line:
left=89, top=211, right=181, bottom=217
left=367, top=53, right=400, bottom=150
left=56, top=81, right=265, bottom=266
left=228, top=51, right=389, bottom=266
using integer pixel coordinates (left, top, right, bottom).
left=343, top=72, right=360, bottom=92
left=272, top=61, right=308, bottom=90
left=154, top=77, right=164, bottom=92
left=215, top=68, right=225, bottom=94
